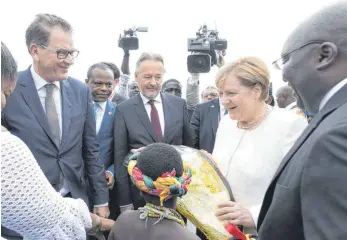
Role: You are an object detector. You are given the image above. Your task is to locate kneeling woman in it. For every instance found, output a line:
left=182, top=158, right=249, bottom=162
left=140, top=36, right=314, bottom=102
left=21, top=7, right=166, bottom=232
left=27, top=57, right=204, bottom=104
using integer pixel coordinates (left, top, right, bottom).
left=108, top=143, right=200, bottom=240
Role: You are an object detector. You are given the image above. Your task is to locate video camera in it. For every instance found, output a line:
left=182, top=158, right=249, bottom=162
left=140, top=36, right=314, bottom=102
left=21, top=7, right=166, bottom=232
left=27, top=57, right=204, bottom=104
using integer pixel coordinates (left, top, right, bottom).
left=187, top=25, right=227, bottom=73
left=118, top=27, right=148, bottom=51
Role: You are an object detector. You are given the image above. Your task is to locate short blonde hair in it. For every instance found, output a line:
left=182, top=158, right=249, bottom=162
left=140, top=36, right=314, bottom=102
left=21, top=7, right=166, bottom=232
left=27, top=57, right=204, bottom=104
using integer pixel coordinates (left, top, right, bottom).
left=215, top=57, right=270, bottom=100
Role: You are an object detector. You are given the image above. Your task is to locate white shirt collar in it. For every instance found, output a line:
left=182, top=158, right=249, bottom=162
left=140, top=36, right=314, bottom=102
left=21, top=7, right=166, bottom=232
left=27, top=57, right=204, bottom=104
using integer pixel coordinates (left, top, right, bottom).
left=94, top=101, right=107, bottom=111
left=140, top=92, right=162, bottom=105
left=285, top=101, right=297, bottom=110
left=319, top=77, right=347, bottom=110
left=30, top=65, right=60, bottom=90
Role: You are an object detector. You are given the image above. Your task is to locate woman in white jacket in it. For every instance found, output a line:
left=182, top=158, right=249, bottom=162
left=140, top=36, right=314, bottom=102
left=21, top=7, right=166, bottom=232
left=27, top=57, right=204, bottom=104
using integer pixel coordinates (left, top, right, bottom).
left=213, top=57, right=307, bottom=234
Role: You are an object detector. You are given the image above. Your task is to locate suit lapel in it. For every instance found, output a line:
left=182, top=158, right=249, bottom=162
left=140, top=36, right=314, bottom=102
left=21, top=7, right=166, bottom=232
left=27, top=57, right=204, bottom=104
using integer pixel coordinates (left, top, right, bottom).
left=162, top=94, right=173, bottom=143
left=98, top=100, right=115, bottom=136
left=60, top=80, right=72, bottom=150
left=258, top=84, right=347, bottom=228
left=134, top=94, right=157, bottom=142
left=210, top=99, right=220, bottom=138
left=19, top=67, right=58, bottom=148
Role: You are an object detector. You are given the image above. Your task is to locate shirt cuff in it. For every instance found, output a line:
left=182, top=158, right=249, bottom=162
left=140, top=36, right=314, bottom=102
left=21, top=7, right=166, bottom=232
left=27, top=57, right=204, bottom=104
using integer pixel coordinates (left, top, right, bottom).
left=94, top=203, right=108, bottom=208
left=106, top=170, right=114, bottom=177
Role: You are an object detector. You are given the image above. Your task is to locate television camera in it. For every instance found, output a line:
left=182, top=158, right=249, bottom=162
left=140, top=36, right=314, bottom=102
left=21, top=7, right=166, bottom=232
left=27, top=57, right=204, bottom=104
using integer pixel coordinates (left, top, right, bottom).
left=187, top=25, right=227, bottom=73
left=118, top=26, right=148, bottom=51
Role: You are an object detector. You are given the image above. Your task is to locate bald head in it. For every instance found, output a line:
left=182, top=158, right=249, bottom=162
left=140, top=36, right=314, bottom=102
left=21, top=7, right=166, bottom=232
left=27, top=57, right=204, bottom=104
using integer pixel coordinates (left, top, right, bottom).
left=281, top=2, right=347, bottom=114
left=283, top=2, right=347, bottom=55
left=276, top=85, right=296, bottom=108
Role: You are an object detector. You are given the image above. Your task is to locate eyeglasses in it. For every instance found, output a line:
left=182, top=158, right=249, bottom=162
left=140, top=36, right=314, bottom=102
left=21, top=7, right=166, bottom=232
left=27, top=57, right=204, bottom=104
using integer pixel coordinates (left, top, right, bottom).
left=39, top=45, right=79, bottom=59
left=272, top=40, right=324, bottom=70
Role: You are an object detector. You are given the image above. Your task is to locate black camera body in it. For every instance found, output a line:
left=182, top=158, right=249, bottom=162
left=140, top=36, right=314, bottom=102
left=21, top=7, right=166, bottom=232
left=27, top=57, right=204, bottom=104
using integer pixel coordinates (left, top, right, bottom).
left=118, top=27, right=148, bottom=51
left=187, top=25, right=227, bottom=73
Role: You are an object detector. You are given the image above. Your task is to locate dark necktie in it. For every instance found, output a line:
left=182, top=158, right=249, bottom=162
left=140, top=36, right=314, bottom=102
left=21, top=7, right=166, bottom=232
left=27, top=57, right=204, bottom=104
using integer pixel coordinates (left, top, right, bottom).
left=45, top=84, right=60, bottom=147
left=224, top=109, right=228, bottom=115
left=149, top=100, right=163, bottom=142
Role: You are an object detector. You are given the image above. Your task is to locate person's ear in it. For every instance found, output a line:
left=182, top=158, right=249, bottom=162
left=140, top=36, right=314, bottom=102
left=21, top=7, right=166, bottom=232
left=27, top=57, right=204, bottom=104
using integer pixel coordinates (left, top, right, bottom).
left=30, top=44, right=40, bottom=62
left=85, top=79, right=89, bottom=84
left=317, top=42, right=338, bottom=70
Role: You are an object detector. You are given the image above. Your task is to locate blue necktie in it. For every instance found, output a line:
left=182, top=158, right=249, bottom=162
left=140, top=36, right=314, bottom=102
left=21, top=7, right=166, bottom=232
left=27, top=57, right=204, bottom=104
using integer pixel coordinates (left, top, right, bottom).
left=224, top=109, right=228, bottom=115
left=93, top=103, right=98, bottom=119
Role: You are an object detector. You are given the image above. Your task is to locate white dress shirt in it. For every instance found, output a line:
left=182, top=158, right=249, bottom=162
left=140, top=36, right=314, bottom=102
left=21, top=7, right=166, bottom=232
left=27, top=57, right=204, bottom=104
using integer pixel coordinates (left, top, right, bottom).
left=94, top=101, right=107, bottom=134
left=140, top=93, right=165, bottom=136
left=285, top=102, right=298, bottom=113
left=319, top=77, right=347, bottom=111
left=31, top=66, right=62, bottom=138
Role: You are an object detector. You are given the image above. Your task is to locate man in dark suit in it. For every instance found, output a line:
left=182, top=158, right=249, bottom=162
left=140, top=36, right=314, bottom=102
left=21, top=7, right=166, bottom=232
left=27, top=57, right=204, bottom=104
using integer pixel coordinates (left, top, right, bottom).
left=2, top=14, right=109, bottom=228
left=191, top=86, right=226, bottom=154
left=258, top=3, right=347, bottom=239
left=113, top=52, right=193, bottom=213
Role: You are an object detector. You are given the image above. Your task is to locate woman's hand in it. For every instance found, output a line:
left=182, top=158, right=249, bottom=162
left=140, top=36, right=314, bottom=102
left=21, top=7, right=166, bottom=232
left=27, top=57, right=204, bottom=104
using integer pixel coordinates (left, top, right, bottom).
left=90, top=213, right=115, bottom=231
left=215, top=201, right=255, bottom=228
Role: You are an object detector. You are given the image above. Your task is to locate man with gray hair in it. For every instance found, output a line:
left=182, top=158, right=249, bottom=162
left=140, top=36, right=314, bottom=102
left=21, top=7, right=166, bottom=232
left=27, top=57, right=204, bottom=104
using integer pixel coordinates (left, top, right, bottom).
left=2, top=14, right=109, bottom=236
left=258, top=2, right=347, bottom=239
left=113, top=52, right=193, bottom=212
left=275, top=85, right=297, bottom=110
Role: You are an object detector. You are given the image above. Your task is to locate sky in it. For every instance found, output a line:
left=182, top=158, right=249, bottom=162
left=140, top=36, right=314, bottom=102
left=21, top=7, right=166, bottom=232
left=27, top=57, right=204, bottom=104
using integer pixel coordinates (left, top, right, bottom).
left=1, top=0, right=337, bottom=97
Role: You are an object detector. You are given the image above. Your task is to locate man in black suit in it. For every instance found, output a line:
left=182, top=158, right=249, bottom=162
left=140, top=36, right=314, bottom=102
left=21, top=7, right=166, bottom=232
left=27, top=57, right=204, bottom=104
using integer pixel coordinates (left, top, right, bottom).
left=113, top=52, right=193, bottom=212
left=190, top=86, right=225, bottom=153
left=258, top=2, right=347, bottom=239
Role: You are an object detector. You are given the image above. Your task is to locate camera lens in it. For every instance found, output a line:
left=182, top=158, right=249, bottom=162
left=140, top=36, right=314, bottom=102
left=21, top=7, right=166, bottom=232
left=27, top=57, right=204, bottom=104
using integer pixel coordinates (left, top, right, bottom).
left=187, top=53, right=211, bottom=73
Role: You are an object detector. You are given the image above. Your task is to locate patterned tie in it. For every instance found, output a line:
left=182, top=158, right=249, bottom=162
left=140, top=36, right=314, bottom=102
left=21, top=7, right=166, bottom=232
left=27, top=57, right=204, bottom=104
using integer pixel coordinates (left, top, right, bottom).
left=45, top=84, right=60, bottom=147
left=149, top=100, right=163, bottom=142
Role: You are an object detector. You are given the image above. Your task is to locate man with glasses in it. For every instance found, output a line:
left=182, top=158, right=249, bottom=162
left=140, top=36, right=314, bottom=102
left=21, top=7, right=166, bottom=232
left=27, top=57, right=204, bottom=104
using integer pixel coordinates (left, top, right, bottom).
left=113, top=52, right=193, bottom=212
left=258, top=2, right=347, bottom=240
left=2, top=14, right=109, bottom=238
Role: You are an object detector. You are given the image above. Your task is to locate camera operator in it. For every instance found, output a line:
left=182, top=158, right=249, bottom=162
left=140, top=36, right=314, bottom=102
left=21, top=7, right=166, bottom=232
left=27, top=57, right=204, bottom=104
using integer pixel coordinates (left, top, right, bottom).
left=190, top=50, right=226, bottom=154
left=161, top=75, right=200, bottom=120
left=106, top=49, right=132, bottom=104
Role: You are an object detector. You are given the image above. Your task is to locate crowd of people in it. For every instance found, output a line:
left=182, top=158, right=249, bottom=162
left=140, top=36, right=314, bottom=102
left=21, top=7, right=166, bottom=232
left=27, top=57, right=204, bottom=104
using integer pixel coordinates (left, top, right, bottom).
left=1, top=1, right=347, bottom=240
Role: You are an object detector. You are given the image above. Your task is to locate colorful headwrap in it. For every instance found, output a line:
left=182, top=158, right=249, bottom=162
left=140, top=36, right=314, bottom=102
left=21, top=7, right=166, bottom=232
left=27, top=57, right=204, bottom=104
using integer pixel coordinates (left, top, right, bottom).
left=127, top=153, right=192, bottom=206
